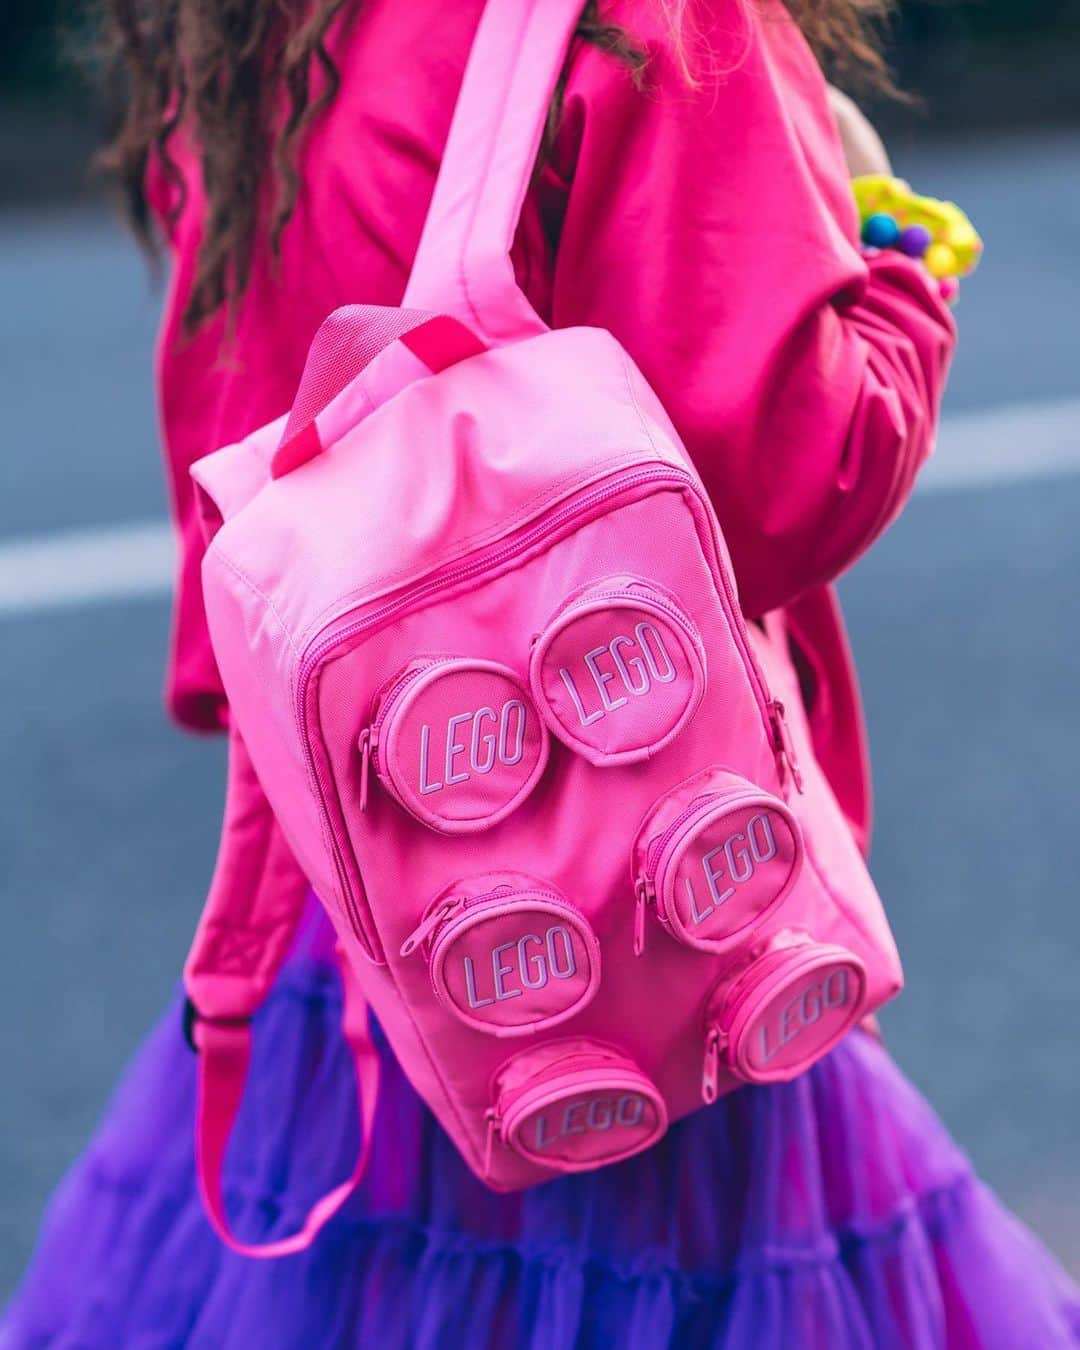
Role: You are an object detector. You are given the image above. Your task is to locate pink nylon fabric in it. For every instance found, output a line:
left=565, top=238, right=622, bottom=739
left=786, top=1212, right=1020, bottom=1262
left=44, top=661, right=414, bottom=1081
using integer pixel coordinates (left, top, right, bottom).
left=185, top=0, right=905, bottom=1233
left=152, top=0, right=956, bottom=852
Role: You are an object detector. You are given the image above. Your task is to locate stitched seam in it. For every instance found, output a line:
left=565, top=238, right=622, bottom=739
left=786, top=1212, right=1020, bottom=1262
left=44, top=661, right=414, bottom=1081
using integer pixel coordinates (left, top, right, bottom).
left=208, top=540, right=301, bottom=662
left=619, top=345, right=665, bottom=464
left=299, top=661, right=378, bottom=954
left=455, top=3, right=535, bottom=337
left=207, top=542, right=353, bottom=950
left=295, top=448, right=647, bottom=647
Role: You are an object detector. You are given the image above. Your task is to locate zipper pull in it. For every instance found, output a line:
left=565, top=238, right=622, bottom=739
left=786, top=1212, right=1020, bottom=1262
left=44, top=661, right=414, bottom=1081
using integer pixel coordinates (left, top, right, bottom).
left=633, top=876, right=654, bottom=957
left=483, top=1108, right=501, bottom=1176
left=769, top=700, right=804, bottom=795
left=701, top=1026, right=725, bottom=1103
left=357, top=726, right=377, bottom=812
left=399, top=898, right=461, bottom=958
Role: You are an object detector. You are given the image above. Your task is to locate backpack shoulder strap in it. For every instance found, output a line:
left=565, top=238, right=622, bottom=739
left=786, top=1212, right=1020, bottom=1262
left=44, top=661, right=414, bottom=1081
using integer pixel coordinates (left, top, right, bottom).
left=185, top=0, right=585, bottom=1258
left=403, top=0, right=586, bottom=343
left=184, top=726, right=379, bottom=1258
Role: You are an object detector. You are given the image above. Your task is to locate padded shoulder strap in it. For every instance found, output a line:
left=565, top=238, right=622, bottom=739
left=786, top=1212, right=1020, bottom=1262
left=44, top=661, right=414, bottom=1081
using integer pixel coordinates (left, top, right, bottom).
left=403, top=0, right=586, bottom=343
left=184, top=727, right=379, bottom=1257
left=184, top=727, right=310, bottom=1020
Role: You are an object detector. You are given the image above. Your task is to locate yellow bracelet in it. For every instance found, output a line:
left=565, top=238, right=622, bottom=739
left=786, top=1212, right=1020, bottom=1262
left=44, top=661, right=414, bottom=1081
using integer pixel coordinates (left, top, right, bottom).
left=853, top=175, right=983, bottom=285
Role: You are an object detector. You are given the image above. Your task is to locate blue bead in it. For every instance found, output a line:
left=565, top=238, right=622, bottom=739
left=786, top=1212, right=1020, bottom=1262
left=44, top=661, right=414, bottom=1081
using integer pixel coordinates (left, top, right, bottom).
left=862, top=213, right=900, bottom=249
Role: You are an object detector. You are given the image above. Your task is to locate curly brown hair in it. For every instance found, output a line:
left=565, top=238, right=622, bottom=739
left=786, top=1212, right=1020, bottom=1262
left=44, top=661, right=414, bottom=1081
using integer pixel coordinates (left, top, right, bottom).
left=98, top=0, right=895, bottom=330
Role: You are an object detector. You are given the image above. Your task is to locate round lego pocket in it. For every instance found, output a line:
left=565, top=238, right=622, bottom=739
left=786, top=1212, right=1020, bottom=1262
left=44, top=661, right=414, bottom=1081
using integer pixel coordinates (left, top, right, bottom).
left=487, top=1040, right=667, bottom=1174
left=702, top=942, right=867, bottom=1096
left=529, top=576, right=705, bottom=766
left=400, top=874, right=600, bottom=1036
left=359, top=657, right=549, bottom=833
left=632, top=766, right=803, bottom=956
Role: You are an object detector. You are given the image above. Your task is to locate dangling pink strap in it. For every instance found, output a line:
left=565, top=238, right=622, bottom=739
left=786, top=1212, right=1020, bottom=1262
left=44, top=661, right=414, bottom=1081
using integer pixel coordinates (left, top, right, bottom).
left=185, top=726, right=380, bottom=1256
left=192, top=947, right=380, bottom=1259
left=271, top=307, right=487, bottom=479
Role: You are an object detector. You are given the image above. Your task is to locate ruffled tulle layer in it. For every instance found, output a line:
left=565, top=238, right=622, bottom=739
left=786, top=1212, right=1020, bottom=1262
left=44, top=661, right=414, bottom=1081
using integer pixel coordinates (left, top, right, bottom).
left=4, top=898, right=1079, bottom=1349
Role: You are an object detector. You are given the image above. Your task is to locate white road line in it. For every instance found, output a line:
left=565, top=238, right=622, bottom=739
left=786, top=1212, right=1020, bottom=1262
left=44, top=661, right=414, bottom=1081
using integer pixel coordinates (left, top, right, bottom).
left=0, top=397, right=1077, bottom=618
left=0, top=521, right=175, bottom=618
left=919, top=397, right=1080, bottom=492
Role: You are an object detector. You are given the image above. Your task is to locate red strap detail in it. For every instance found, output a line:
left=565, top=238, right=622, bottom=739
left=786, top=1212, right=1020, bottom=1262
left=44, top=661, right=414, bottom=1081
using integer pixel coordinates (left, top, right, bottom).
left=271, top=307, right=486, bottom=481
left=400, top=315, right=488, bottom=371
left=270, top=421, right=323, bottom=481
left=193, top=953, right=379, bottom=1258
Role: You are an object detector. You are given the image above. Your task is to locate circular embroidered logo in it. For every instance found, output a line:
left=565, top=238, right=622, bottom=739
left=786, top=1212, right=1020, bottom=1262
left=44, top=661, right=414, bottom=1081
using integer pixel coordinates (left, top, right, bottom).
left=530, top=580, right=705, bottom=766
left=667, top=801, right=801, bottom=951
left=418, top=879, right=600, bottom=1036
left=374, top=659, right=549, bottom=832
left=730, top=952, right=866, bottom=1083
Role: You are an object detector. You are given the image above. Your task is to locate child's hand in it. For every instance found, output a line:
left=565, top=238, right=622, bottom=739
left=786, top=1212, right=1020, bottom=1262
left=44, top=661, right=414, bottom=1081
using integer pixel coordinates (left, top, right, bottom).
left=826, top=86, right=893, bottom=179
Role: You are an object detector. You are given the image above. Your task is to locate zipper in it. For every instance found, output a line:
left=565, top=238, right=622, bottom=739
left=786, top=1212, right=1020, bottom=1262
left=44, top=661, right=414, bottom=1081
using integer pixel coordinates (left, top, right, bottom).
left=357, top=658, right=449, bottom=813
left=489, top=1056, right=655, bottom=1173
left=549, top=584, right=703, bottom=646
left=643, top=793, right=715, bottom=879
left=633, top=876, right=655, bottom=957
left=357, top=727, right=375, bottom=812
left=768, top=699, right=804, bottom=794
left=399, top=883, right=513, bottom=958
left=701, top=1025, right=726, bottom=1103
left=399, top=897, right=463, bottom=958
left=295, top=463, right=782, bottom=955
left=483, top=1107, right=501, bottom=1175
left=634, top=790, right=747, bottom=955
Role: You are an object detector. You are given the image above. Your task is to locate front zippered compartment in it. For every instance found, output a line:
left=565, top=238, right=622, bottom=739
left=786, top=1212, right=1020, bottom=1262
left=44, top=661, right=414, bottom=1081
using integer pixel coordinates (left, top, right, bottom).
left=529, top=577, right=708, bottom=766
left=634, top=790, right=715, bottom=953
left=401, top=876, right=601, bottom=1037
left=485, top=1048, right=667, bottom=1175
left=357, top=657, right=450, bottom=811
left=633, top=770, right=804, bottom=957
left=295, top=463, right=786, bottom=960
left=634, top=791, right=726, bottom=953
left=702, top=941, right=868, bottom=1091
left=356, top=657, right=548, bottom=834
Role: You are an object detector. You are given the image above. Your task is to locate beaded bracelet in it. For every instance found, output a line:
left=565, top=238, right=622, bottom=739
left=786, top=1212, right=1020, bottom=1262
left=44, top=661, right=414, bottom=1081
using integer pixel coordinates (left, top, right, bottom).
left=853, top=174, right=982, bottom=305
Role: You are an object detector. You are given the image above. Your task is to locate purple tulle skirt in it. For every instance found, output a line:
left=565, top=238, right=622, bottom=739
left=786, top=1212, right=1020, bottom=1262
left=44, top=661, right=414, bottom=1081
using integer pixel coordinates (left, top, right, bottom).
left=4, top=896, right=1079, bottom=1349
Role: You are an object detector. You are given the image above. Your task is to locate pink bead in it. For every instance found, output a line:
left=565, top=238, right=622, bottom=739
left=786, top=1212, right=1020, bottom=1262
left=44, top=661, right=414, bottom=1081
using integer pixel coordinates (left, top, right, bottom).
left=938, top=276, right=960, bottom=305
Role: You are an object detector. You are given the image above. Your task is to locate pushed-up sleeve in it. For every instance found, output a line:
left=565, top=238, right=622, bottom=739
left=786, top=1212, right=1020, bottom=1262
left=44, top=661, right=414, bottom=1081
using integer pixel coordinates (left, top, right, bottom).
left=547, top=0, right=956, bottom=618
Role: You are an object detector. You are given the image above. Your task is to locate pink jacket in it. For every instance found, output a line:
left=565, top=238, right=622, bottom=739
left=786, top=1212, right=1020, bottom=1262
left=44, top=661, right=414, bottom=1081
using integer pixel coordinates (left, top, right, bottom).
left=152, top=0, right=955, bottom=854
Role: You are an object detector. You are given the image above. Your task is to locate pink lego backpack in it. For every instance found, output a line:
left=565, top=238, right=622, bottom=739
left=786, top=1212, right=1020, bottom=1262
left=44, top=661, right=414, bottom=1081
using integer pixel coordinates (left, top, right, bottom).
left=183, top=0, right=903, bottom=1258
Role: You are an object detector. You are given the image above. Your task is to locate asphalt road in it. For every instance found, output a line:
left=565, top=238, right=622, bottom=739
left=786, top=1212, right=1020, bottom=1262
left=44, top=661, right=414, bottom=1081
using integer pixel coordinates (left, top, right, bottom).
left=1, top=127, right=1078, bottom=1301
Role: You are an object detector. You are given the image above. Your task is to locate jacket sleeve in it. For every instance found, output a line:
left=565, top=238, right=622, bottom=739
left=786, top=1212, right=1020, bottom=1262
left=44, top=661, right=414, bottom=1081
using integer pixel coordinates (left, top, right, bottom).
left=545, top=0, right=957, bottom=618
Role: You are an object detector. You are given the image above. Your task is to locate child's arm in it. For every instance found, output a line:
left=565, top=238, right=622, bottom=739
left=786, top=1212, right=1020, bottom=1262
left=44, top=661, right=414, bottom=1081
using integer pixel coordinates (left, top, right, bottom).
left=546, top=0, right=957, bottom=619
